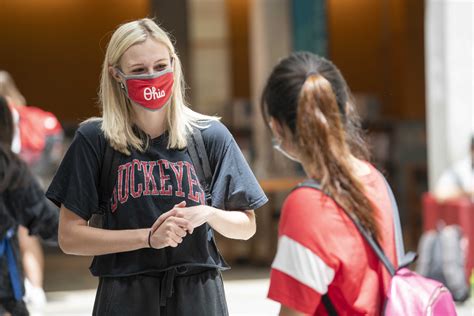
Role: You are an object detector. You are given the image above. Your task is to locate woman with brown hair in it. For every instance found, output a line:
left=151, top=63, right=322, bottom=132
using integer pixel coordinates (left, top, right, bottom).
left=261, top=52, right=399, bottom=315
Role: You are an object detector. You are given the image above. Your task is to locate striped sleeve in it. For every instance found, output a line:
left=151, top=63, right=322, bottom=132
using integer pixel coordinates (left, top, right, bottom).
left=267, top=188, right=338, bottom=314
left=268, top=235, right=335, bottom=313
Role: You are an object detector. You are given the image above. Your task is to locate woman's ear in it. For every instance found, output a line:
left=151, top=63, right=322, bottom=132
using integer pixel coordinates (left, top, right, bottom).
left=109, top=66, right=122, bottom=83
left=269, top=118, right=285, bottom=140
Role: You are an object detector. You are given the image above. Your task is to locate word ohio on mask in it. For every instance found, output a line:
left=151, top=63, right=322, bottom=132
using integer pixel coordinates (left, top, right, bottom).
left=117, top=68, right=174, bottom=111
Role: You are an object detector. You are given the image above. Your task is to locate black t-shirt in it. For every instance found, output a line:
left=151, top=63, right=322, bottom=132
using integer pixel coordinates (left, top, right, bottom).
left=0, top=150, right=58, bottom=241
left=46, top=119, right=267, bottom=277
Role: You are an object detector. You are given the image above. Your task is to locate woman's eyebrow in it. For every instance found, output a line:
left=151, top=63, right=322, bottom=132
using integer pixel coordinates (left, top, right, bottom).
left=128, top=62, right=144, bottom=68
left=154, top=58, right=169, bottom=64
left=128, top=58, right=169, bottom=68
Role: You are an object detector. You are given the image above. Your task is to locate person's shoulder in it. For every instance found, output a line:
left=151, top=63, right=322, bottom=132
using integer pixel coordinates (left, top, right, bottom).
left=279, top=185, right=340, bottom=247
left=281, top=185, right=339, bottom=224
left=77, top=118, right=102, bottom=137
left=75, top=118, right=106, bottom=142
left=284, top=186, right=328, bottom=211
left=198, top=119, right=233, bottom=147
left=74, top=118, right=105, bottom=150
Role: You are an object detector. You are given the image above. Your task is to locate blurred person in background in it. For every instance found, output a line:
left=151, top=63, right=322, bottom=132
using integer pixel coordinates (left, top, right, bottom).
left=0, top=71, right=25, bottom=161
left=261, top=52, right=399, bottom=315
left=434, top=136, right=474, bottom=201
left=46, top=18, right=267, bottom=315
left=0, top=70, right=64, bottom=309
left=0, top=96, right=58, bottom=316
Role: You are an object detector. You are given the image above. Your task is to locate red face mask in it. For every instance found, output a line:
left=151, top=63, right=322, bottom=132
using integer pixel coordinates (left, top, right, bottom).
left=117, top=68, right=174, bottom=111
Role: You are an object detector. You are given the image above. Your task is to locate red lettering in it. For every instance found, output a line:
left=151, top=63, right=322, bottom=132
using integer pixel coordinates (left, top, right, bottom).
left=158, top=159, right=172, bottom=196
left=118, top=162, right=132, bottom=204
left=184, top=161, right=202, bottom=203
left=170, top=161, right=185, bottom=197
left=141, top=161, right=159, bottom=195
left=111, top=186, right=118, bottom=213
left=130, top=159, right=143, bottom=198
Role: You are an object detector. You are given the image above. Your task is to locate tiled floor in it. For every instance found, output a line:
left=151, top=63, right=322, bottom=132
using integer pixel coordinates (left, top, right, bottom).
left=31, top=278, right=280, bottom=316
left=24, top=250, right=474, bottom=315
left=29, top=279, right=474, bottom=316
left=36, top=250, right=281, bottom=315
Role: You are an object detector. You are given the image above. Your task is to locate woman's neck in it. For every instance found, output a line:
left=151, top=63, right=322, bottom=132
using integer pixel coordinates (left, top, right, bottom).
left=132, top=106, right=168, bottom=139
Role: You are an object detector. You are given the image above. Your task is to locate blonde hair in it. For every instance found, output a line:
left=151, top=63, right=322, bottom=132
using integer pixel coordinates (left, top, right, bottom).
left=0, top=71, right=26, bottom=106
left=96, top=18, right=218, bottom=155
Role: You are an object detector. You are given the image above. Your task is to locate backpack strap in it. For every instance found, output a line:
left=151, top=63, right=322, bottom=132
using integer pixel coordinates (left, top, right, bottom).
left=321, top=294, right=338, bottom=316
left=89, top=139, right=120, bottom=227
left=186, top=127, right=212, bottom=205
left=98, top=141, right=120, bottom=213
left=380, top=175, right=405, bottom=265
left=0, top=228, right=23, bottom=301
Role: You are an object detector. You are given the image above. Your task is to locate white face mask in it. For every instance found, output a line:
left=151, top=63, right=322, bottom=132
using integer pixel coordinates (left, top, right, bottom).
left=272, top=138, right=301, bottom=163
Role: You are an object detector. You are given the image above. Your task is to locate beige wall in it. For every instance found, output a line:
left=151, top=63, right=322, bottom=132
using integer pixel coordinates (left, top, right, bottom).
left=188, top=0, right=231, bottom=116
left=249, top=0, right=293, bottom=178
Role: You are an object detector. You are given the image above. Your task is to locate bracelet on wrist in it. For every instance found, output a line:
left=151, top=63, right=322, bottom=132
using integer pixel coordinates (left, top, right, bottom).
left=148, top=229, right=154, bottom=249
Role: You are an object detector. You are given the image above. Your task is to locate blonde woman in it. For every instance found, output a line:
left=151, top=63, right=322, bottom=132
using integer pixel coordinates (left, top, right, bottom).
left=46, top=19, right=267, bottom=315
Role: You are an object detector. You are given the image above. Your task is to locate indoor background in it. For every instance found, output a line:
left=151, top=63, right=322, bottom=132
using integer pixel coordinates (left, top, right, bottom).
left=0, top=0, right=472, bottom=315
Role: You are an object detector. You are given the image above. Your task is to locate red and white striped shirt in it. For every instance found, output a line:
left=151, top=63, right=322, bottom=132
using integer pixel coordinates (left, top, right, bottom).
left=268, top=163, right=397, bottom=315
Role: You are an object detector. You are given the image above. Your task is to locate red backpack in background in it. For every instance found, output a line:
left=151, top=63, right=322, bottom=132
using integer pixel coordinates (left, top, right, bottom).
left=11, top=105, right=63, bottom=165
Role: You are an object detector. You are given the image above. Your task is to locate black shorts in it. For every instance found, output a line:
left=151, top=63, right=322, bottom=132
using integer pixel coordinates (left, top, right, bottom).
left=92, top=267, right=229, bottom=316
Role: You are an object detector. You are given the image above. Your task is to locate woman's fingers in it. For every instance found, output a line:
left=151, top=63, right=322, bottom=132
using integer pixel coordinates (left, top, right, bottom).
left=187, top=226, right=194, bottom=235
left=149, top=201, right=197, bottom=248
left=174, top=201, right=187, bottom=209
left=168, top=217, right=190, bottom=229
left=167, top=240, right=178, bottom=248
left=150, top=201, right=187, bottom=233
left=170, top=221, right=188, bottom=238
left=167, top=231, right=183, bottom=246
left=169, top=216, right=195, bottom=234
left=151, top=209, right=177, bottom=233
left=150, top=216, right=191, bottom=249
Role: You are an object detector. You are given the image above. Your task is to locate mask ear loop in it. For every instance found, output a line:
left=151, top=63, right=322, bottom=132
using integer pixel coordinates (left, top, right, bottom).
left=115, top=67, right=127, bottom=91
left=270, top=121, right=301, bottom=162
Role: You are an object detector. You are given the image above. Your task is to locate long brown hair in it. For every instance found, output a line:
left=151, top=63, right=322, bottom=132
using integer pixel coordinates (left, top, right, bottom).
left=261, top=52, right=379, bottom=239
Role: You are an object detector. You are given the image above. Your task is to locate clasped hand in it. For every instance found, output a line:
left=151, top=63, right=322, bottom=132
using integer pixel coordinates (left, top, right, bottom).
left=147, top=201, right=214, bottom=249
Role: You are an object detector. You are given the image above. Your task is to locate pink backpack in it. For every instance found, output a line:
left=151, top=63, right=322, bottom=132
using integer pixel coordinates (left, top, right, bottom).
left=385, top=267, right=457, bottom=315
left=299, top=180, right=457, bottom=315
